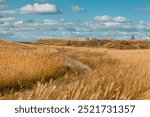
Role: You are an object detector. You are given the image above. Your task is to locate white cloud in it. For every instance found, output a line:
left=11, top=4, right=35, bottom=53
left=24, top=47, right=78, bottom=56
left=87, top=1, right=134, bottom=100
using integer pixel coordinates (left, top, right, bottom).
left=0, top=3, right=60, bottom=15
left=92, top=15, right=138, bottom=33
left=0, top=10, right=17, bottom=14
left=19, top=3, right=59, bottom=14
left=94, top=15, right=112, bottom=22
left=0, top=17, right=15, bottom=21
left=113, top=16, right=127, bottom=22
left=137, top=21, right=150, bottom=31
left=14, top=21, right=24, bottom=26
left=94, top=15, right=127, bottom=23
left=72, top=5, right=86, bottom=12
left=104, top=22, right=120, bottom=28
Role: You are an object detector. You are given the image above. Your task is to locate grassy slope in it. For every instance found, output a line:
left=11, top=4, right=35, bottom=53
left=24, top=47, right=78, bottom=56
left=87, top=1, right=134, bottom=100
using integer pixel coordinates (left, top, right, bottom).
left=0, top=40, right=68, bottom=92
left=1, top=39, right=150, bottom=99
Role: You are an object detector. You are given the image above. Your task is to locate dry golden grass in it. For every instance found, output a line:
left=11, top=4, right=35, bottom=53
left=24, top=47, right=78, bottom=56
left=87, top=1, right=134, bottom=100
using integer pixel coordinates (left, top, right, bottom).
left=0, top=40, right=68, bottom=92
left=1, top=39, right=150, bottom=100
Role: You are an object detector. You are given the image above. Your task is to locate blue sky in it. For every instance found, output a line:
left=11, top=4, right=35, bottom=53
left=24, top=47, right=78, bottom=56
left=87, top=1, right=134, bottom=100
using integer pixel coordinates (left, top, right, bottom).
left=0, top=0, right=150, bottom=41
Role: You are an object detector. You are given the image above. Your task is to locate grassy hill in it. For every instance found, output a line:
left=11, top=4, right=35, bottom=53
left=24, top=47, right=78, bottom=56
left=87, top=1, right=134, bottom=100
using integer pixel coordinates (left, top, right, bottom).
left=33, top=39, right=150, bottom=49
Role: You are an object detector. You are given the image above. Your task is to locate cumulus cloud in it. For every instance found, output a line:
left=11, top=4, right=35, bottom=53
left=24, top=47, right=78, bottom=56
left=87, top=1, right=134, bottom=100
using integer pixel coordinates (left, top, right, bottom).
left=72, top=5, right=86, bottom=12
left=93, top=15, right=134, bottom=32
left=113, top=16, right=127, bottom=22
left=0, top=3, right=61, bottom=15
left=104, top=22, right=120, bottom=28
left=19, top=3, right=60, bottom=14
left=94, top=15, right=127, bottom=23
left=94, top=15, right=112, bottom=22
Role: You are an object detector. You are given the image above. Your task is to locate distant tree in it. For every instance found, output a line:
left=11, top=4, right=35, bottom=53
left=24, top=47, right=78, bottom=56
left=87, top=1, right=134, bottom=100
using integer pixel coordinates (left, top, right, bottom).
left=131, top=34, right=135, bottom=40
left=86, top=37, right=90, bottom=40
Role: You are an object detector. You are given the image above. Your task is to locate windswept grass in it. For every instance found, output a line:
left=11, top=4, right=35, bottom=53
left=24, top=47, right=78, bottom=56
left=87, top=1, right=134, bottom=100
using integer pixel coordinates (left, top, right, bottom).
left=1, top=39, right=150, bottom=100
left=0, top=41, right=68, bottom=92
left=2, top=51, right=150, bottom=100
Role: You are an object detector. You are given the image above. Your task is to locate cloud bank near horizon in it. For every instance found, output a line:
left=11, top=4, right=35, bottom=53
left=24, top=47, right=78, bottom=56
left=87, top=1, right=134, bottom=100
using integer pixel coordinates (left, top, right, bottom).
left=0, top=14, right=150, bottom=41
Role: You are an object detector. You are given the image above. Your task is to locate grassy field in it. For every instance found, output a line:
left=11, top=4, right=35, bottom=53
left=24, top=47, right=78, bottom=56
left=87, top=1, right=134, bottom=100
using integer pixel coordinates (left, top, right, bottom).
left=1, top=39, right=150, bottom=100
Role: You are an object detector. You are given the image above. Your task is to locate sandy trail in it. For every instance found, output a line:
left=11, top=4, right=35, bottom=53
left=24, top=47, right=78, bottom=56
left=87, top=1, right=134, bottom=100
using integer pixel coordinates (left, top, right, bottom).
left=57, top=47, right=93, bottom=73
left=66, top=57, right=93, bottom=73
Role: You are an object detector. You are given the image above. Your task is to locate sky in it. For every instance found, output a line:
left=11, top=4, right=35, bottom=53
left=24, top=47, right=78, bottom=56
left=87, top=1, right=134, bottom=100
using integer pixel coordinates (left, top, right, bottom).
left=0, top=0, right=150, bottom=41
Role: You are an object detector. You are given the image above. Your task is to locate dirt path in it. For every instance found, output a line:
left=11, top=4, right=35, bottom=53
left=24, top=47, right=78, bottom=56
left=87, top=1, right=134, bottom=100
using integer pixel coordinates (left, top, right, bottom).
left=66, top=57, right=93, bottom=73
left=56, top=47, right=93, bottom=73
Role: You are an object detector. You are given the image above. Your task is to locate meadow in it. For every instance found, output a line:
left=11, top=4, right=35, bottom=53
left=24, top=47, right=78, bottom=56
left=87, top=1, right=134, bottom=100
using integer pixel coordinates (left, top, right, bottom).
left=0, top=39, right=150, bottom=100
